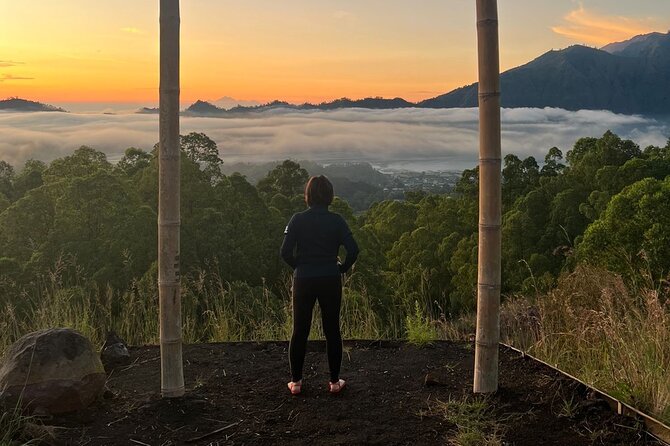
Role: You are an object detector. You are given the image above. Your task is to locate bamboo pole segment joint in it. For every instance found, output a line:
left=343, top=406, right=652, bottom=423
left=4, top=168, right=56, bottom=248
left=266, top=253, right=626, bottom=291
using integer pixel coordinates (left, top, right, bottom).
left=161, top=337, right=183, bottom=345
left=475, top=340, right=499, bottom=348
left=479, top=223, right=501, bottom=230
left=478, top=92, right=501, bottom=99
left=478, top=283, right=501, bottom=290
left=159, top=220, right=181, bottom=227
left=479, top=158, right=501, bottom=164
left=158, top=280, right=180, bottom=286
left=477, top=18, right=499, bottom=27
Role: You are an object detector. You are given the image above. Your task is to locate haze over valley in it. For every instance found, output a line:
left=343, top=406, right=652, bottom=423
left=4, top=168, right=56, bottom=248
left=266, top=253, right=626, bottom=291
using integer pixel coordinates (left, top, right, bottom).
left=1, top=106, right=667, bottom=172
left=3, top=31, right=669, bottom=172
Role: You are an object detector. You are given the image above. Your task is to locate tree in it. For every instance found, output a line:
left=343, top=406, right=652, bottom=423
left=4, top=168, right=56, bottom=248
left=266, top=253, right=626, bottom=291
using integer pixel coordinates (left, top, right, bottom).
left=363, top=200, right=418, bottom=254
left=257, top=160, right=308, bottom=199
left=502, top=154, right=539, bottom=209
left=44, top=146, right=111, bottom=183
left=578, top=177, right=670, bottom=280
left=180, top=132, right=223, bottom=178
left=0, top=161, right=14, bottom=201
left=116, top=147, right=153, bottom=177
left=541, top=147, right=565, bottom=177
left=13, top=159, right=46, bottom=200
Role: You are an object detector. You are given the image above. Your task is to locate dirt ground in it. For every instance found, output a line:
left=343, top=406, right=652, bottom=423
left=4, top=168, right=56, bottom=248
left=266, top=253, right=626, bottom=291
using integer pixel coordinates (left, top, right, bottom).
left=51, top=341, right=658, bottom=445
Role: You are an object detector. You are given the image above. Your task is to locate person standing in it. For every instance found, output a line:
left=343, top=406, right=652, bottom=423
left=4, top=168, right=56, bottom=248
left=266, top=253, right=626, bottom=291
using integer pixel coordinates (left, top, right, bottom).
left=280, top=175, right=359, bottom=395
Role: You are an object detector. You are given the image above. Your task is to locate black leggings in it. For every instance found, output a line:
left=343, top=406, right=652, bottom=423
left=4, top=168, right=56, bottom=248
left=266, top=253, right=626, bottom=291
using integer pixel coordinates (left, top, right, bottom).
left=289, top=275, right=342, bottom=383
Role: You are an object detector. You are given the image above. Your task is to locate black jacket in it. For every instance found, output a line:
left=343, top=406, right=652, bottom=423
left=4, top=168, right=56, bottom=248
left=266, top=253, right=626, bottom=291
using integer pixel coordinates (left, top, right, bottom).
left=280, top=205, right=359, bottom=278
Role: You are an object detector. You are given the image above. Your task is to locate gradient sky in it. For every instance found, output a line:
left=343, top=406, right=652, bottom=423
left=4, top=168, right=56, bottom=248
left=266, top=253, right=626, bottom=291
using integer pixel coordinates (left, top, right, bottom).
left=1, top=0, right=669, bottom=105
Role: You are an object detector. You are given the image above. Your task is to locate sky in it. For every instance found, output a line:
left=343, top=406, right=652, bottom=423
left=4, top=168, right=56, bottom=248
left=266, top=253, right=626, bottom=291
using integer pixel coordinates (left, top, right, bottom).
left=1, top=0, right=670, bottom=106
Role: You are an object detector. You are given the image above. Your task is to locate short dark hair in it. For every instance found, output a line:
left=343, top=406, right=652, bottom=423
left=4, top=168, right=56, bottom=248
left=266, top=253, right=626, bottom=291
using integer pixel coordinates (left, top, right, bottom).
left=304, top=175, right=334, bottom=207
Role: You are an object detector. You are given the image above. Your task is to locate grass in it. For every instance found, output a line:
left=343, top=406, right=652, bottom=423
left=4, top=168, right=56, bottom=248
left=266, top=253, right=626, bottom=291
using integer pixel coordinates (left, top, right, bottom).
left=500, top=265, right=670, bottom=425
left=0, top=265, right=391, bottom=357
left=405, top=300, right=439, bottom=347
left=2, top=259, right=668, bottom=431
left=556, top=393, right=579, bottom=419
left=0, top=404, right=41, bottom=446
left=427, top=395, right=504, bottom=446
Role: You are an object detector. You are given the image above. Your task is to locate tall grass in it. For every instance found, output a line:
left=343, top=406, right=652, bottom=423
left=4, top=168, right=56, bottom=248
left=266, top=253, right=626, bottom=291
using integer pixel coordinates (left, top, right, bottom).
left=501, top=266, right=670, bottom=424
left=0, top=264, right=390, bottom=357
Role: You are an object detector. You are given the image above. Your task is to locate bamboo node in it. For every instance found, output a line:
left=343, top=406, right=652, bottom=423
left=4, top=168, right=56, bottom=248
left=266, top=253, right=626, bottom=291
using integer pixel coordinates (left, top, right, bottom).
left=475, top=340, right=499, bottom=348
left=479, top=158, right=501, bottom=164
left=158, top=220, right=181, bottom=226
left=478, top=91, right=501, bottom=99
left=479, top=223, right=501, bottom=230
left=161, top=337, right=183, bottom=345
left=476, top=18, right=498, bottom=26
left=478, top=282, right=501, bottom=290
left=158, top=280, right=180, bottom=286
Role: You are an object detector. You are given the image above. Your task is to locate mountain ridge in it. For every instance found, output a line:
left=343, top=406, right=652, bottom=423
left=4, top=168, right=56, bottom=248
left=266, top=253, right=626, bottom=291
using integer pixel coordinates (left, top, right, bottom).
left=176, top=31, right=670, bottom=116
left=5, top=32, right=669, bottom=116
left=0, top=97, right=67, bottom=112
left=419, top=31, right=670, bottom=114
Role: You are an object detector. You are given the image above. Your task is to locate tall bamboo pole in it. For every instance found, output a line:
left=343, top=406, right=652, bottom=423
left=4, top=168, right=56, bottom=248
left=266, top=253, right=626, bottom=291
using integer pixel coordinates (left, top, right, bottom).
left=159, top=0, right=184, bottom=398
left=473, top=0, right=502, bottom=394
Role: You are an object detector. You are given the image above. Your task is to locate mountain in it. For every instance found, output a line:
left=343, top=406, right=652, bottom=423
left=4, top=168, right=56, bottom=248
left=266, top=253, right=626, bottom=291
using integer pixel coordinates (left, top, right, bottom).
left=181, top=96, right=415, bottom=116
left=134, top=31, right=670, bottom=116
left=0, top=98, right=66, bottom=112
left=419, top=31, right=670, bottom=114
left=213, top=96, right=261, bottom=109
left=136, top=107, right=158, bottom=114
left=185, top=100, right=225, bottom=115
left=601, top=32, right=669, bottom=57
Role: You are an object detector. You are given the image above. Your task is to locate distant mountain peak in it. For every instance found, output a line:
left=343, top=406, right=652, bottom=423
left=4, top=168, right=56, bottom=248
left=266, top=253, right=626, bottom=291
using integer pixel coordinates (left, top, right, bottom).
left=419, top=31, right=670, bottom=114
left=213, top=96, right=261, bottom=109
left=0, top=97, right=66, bottom=112
left=601, top=31, right=669, bottom=55
left=142, top=31, right=670, bottom=117
left=185, top=100, right=224, bottom=114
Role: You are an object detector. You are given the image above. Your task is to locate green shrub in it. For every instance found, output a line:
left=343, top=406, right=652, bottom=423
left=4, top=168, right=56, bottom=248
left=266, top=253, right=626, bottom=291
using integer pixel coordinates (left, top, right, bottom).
left=405, top=301, right=438, bottom=347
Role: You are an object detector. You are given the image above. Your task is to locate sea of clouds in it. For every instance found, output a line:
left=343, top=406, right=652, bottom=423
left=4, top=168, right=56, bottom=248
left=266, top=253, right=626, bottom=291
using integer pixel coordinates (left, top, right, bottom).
left=0, top=107, right=668, bottom=171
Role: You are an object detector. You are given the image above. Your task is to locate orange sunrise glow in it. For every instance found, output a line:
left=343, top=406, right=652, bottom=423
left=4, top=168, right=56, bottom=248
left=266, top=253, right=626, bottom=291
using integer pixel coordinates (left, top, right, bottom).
left=1, top=1, right=669, bottom=105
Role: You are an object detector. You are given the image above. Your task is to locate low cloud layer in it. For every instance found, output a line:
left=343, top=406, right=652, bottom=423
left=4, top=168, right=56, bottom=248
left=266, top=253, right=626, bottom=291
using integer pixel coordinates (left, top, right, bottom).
left=0, top=107, right=667, bottom=171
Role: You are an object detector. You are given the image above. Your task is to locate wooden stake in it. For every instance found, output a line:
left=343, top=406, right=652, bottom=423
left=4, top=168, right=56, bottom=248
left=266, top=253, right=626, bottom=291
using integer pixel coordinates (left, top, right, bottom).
left=473, top=0, right=502, bottom=394
left=159, top=0, right=184, bottom=398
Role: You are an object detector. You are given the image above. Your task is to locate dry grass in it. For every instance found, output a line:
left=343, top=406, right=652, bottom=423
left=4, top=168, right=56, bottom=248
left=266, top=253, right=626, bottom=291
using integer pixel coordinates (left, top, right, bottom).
left=501, top=265, right=670, bottom=424
left=0, top=265, right=387, bottom=357
left=426, top=395, right=504, bottom=446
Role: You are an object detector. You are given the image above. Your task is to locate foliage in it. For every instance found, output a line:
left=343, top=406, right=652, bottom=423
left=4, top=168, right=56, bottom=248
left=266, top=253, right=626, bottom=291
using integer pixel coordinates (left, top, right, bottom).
left=501, top=266, right=670, bottom=424
left=2, top=130, right=669, bottom=310
left=405, top=301, right=438, bottom=347
left=2, top=130, right=670, bottom=424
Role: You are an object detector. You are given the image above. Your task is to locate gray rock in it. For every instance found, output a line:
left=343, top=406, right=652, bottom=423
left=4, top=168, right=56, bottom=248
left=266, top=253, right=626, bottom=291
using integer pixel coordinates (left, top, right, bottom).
left=100, top=331, right=130, bottom=368
left=0, top=328, right=106, bottom=414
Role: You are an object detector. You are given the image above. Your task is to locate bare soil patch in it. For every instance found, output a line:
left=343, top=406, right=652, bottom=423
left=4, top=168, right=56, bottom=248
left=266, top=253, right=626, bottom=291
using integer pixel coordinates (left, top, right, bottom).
left=52, top=341, right=658, bottom=445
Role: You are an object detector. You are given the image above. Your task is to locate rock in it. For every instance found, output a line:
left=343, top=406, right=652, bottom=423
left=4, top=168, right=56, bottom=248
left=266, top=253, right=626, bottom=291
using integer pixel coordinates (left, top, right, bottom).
left=0, top=328, right=106, bottom=414
left=100, top=331, right=130, bottom=369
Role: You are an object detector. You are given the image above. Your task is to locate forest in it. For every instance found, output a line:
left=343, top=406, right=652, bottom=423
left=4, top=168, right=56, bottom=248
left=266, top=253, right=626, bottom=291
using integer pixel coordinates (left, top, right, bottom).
left=1, top=130, right=669, bottom=422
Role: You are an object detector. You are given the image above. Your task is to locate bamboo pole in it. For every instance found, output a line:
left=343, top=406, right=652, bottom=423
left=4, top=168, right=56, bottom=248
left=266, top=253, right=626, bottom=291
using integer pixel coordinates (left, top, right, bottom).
left=473, top=0, right=502, bottom=394
left=159, top=0, right=184, bottom=398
